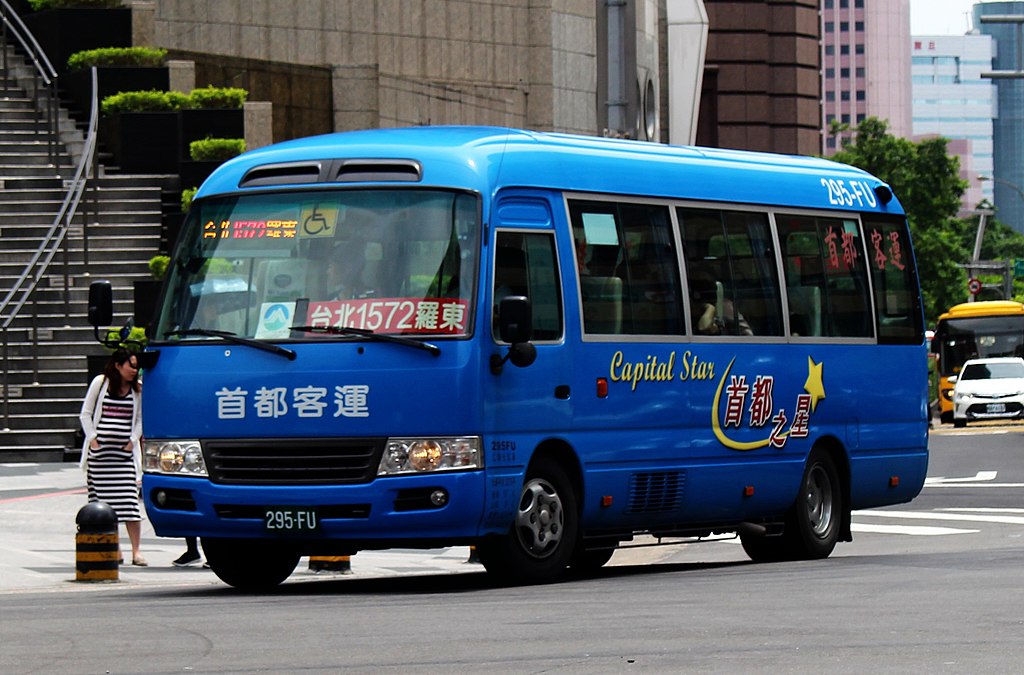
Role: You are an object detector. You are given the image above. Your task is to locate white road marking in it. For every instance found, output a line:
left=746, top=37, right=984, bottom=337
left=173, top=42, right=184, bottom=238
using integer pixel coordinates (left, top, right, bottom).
left=851, top=523, right=978, bottom=536
left=925, top=471, right=998, bottom=484
left=854, top=509, right=1024, bottom=525
left=938, top=507, right=1024, bottom=514
left=923, top=482, right=1024, bottom=488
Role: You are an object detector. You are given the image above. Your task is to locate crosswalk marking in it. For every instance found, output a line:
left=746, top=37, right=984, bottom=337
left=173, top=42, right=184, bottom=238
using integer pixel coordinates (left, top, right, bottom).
left=854, top=509, right=1024, bottom=526
left=851, top=523, right=978, bottom=536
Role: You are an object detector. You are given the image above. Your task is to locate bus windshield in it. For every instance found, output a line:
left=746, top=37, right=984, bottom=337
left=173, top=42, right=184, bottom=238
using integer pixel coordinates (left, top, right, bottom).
left=935, top=315, right=1024, bottom=376
left=154, top=189, right=481, bottom=342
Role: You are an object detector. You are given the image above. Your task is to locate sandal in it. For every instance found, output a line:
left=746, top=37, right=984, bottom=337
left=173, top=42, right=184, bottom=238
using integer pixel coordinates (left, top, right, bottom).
left=132, top=555, right=149, bottom=567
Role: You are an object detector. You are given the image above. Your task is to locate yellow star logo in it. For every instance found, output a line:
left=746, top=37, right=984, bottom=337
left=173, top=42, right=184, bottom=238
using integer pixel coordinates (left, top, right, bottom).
left=804, top=356, right=825, bottom=411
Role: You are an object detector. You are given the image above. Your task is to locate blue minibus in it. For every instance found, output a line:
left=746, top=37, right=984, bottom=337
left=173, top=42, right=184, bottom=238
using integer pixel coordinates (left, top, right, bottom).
left=92, top=127, right=928, bottom=588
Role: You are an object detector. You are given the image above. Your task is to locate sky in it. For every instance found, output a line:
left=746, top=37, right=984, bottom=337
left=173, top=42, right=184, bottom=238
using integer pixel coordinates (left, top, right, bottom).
left=910, top=0, right=980, bottom=36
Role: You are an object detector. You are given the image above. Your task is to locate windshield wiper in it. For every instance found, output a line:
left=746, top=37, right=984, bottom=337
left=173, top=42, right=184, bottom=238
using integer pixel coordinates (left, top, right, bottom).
left=291, top=325, right=441, bottom=356
left=164, top=328, right=297, bottom=361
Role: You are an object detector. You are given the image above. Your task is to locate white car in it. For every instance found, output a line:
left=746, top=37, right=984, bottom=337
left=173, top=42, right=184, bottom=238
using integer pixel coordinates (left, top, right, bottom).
left=950, top=357, right=1024, bottom=428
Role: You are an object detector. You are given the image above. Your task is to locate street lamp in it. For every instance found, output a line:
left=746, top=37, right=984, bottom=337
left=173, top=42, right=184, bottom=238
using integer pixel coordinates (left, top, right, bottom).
left=973, top=176, right=1020, bottom=301
left=978, top=175, right=1024, bottom=203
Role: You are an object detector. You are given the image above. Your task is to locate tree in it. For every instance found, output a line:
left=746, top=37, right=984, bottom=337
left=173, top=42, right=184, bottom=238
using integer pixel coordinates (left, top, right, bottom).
left=829, top=118, right=970, bottom=322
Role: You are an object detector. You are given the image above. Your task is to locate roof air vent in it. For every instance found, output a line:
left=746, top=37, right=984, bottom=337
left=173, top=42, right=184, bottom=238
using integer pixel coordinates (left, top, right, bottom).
left=334, top=159, right=422, bottom=183
left=239, top=162, right=324, bottom=188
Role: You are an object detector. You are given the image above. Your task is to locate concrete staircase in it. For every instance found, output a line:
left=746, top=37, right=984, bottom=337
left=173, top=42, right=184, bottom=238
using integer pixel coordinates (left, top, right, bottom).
left=0, top=67, right=173, bottom=461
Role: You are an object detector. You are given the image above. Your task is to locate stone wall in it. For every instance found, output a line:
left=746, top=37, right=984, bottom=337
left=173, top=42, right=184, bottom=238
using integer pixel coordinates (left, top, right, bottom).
left=701, top=0, right=821, bottom=155
left=151, top=0, right=568, bottom=134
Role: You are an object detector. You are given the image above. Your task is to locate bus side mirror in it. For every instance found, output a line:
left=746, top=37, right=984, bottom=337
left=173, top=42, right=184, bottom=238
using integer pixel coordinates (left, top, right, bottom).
left=88, top=281, right=113, bottom=327
left=491, top=295, right=537, bottom=374
left=498, top=295, right=532, bottom=344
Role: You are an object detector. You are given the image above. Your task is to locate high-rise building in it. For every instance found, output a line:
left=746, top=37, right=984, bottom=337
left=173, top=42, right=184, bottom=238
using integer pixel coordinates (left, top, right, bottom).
left=911, top=33, right=996, bottom=215
left=975, top=1, right=1024, bottom=233
left=698, top=0, right=821, bottom=154
left=822, top=0, right=912, bottom=154
left=146, top=1, right=822, bottom=156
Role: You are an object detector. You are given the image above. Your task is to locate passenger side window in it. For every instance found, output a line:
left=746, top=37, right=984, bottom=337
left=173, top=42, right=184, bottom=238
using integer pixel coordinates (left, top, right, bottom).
left=864, top=217, right=923, bottom=343
left=493, top=231, right=562, bottom=341
left=567, top=200, right=683, bottom=335
left=677, top=207, right=784, bottom=336
left=777, top=215, right=873, bottom=338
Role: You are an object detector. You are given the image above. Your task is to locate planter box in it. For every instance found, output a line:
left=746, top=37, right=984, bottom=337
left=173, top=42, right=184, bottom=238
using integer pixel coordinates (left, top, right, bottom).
left=100, top=111, right=180, bottom=174
left=85, top=353, right=108, bottom=381
left=178, top=160, right=221, bottom=191
left=62, top=66, right=169, bottom=126
left=22, top=8, right=132, bottom=76
left=179, top=108, right=243, bottom=158
left=161, top=211, right=185, bottom=255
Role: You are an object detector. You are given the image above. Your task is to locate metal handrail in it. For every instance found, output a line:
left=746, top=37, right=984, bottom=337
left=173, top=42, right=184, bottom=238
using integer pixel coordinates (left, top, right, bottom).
left=0, top=66, right=98, bottom=429
left=0, top=0, right=60, bottom=168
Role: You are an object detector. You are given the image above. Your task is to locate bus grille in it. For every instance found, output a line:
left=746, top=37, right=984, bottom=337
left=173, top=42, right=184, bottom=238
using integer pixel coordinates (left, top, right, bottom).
left=203, top=438, right=386, bottom=485
left=626, top=471, right=685, bottom=513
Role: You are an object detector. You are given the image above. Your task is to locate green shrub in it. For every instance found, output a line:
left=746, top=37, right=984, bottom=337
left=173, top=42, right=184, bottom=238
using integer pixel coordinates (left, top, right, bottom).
left=148, top=255, right=170, bottom=280
left=181, top=187, right=198, bottom=212
left=103, top=326, right=147, bottom=352
left=189, top=85, right=247, bottom=109
left=29, top=0, right=122, bottom=9
left=67, top=47, right=166, bottom=70
left=189, top=138, right=245, bottom=162
left=100, top=89, right=190, bottom=114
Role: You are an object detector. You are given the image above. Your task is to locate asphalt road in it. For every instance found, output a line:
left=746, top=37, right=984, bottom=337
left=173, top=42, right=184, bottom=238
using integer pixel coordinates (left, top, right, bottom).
left=2, top=424, right=1022, bottom=673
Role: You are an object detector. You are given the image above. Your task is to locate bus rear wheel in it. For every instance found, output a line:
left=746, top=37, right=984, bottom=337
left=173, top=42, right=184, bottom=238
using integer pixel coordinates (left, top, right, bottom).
left=202, top=537, right=300, bottom=590
left=741, top=449, right=841, bottom=562
left=477, top=456, right=578, bottom=585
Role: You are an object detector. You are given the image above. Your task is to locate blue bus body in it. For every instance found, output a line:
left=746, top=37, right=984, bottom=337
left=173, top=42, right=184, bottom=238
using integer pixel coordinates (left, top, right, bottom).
left=140, top=127, right=928, bottom=587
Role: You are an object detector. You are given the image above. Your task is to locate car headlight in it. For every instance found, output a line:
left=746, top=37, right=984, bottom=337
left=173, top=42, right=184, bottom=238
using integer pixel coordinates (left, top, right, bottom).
left=378, top=437, right=482, bottom=475
left=942, top=388, right=954, bottom=401
left=143, top=440, right=207, bottom=477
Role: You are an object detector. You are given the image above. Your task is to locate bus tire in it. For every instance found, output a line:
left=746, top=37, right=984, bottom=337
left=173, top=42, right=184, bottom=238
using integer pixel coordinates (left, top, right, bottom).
left=785, top=449, right=841, bottom=560
left=201, top=537, right=300, bottom=590
left=739, top=530, right=789, bottom=563
left=741, top=449, right=841, bottom=562
left=477, top=456, right=578, bottom=585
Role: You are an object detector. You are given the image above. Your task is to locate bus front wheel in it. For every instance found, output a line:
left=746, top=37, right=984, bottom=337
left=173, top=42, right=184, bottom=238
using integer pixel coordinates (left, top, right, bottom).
left=741, top=449, right=841, bottom=562
left=202, top=537, right=300, bottom=590
left=476, top=456, right=579, bottom=585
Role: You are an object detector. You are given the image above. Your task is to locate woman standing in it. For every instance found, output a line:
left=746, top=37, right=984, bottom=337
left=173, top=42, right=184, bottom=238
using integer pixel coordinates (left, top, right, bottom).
left=79, top=349, right=146, bottom=566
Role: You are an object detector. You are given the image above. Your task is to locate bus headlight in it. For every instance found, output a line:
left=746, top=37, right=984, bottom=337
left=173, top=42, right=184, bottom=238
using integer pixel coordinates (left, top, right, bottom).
left=378, top=437, right=482, bottom=475
left=144, top=440, right=207, bottom=477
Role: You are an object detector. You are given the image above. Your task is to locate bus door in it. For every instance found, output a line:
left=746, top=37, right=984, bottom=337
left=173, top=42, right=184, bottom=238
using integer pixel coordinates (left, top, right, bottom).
left=483, top=195, right=572, bottom=502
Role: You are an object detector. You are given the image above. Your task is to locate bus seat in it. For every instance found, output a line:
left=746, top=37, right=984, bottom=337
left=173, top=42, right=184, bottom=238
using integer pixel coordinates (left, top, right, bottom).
left=581, top=275, right=623, bottom=334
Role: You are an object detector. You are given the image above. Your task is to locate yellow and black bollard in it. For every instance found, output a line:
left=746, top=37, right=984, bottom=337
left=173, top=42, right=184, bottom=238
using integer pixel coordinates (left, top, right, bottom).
left=308, top=555, right=352, bottom=574
left=75, top=502, right=119, bottom=582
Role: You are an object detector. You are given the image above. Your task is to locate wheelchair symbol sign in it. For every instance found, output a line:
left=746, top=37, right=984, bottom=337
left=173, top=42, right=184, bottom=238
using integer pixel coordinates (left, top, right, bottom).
left=299, top=204, right=339, bottom=238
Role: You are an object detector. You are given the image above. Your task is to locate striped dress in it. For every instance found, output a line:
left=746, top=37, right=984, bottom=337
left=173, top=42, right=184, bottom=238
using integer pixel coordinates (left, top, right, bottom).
left=86, top=388, right=141, bottom=522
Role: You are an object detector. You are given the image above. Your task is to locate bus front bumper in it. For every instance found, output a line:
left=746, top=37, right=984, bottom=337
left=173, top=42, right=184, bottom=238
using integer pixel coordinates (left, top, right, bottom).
left=142, top=471, right=491, bottom=543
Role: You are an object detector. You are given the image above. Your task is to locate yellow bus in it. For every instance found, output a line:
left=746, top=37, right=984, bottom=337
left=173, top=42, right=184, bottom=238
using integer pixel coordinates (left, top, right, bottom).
left=931, top=300, right=1024, bottom=423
